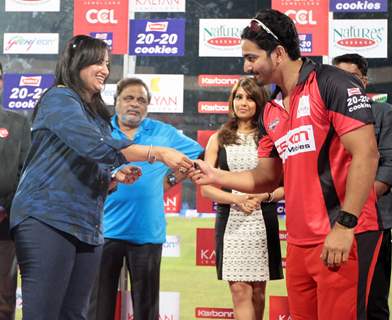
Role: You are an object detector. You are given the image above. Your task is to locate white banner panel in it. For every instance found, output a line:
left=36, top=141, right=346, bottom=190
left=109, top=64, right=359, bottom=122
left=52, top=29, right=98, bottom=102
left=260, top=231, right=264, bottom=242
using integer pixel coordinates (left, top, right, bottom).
left=101, top=84, right=117, bottom=106
left=128, top=74, right=184, bottom=113
left=130, top=0, right=185, bottom=12
left=3, top=33, right=59, bottom=54
left=162, top=235, right=181, bottom=257
left=329, top=19, right=388, bottom=58
left=126, top=291, right=180, bottom=319
left=199, top=19, right=249, bottom=57
left=5, top=0, right=60, bottom=12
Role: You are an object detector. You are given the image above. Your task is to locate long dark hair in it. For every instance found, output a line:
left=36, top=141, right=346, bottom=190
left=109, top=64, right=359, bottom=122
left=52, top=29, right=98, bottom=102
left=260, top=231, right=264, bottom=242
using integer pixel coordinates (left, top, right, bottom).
left=218, top=77, right=267, bottom=146
left=33, top=35, right=111, bottom=122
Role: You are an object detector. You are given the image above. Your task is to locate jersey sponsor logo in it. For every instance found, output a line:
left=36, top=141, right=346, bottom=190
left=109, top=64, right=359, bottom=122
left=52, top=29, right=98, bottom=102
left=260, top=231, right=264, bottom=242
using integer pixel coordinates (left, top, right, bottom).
left=296, top=95, right=311, bottom=118
left=0, top=128, right=9, bottom=138
left=346, top=94, right=371, bottom=113
left=268, top=118, right=280, bottom=131
left=275, top=125, right=316, bottom=162
left=347, top=87, right=362, bottom=96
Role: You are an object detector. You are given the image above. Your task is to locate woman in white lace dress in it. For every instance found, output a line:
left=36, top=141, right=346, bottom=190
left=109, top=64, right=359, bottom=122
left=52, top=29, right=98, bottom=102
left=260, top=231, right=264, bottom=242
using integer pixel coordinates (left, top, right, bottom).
left=201, top=77, right=283, bottom=320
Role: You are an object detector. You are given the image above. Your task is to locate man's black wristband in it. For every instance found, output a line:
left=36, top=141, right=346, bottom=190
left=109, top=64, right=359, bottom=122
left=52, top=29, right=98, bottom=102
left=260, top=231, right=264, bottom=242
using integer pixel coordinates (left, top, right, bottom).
left=336, top=210, right=358, bottom=229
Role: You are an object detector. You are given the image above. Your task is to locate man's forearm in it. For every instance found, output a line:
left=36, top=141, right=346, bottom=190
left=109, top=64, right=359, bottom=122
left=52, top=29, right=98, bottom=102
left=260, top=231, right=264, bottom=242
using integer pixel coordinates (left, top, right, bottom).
left=214, top=165, right=281, bottom=194
left=342, top=153, right=379, bottom=216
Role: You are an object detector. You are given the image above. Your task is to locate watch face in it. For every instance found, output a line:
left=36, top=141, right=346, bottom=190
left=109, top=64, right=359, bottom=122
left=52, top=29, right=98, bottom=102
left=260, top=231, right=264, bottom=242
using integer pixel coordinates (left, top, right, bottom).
left=167, top=174, right=177, bottom=186
left=338, top=212, right=358, bottom=228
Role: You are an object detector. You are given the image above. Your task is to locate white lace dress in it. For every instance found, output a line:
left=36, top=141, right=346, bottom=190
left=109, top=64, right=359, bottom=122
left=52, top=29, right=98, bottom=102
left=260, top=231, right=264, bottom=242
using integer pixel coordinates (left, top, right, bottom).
left=222, top=132, right=270, bottom=281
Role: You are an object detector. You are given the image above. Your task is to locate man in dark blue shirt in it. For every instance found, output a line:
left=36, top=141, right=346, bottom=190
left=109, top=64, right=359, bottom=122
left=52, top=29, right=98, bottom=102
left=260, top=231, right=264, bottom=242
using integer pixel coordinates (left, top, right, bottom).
left=334, top=53, right=392, bottom=320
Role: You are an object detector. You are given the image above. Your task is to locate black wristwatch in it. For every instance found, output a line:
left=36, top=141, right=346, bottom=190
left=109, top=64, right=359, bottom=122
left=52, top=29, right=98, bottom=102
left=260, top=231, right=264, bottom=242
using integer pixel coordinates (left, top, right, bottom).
left=167, top=173, right=177, bottom=187
left=336, top=210, right=358, bottom=229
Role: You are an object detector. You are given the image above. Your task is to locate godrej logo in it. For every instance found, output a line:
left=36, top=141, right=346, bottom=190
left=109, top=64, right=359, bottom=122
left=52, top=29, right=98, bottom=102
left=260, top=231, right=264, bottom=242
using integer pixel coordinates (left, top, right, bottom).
left=85, top=9, right=118, bottom=24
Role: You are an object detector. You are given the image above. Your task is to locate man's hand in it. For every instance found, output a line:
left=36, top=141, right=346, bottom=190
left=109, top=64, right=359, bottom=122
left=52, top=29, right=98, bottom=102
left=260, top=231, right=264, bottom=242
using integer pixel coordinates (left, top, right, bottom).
left=188, top=159, right=219, bottom=186
left=320, top=223, right=354, bottom=268
left=114, top=165, right=142, bottom=185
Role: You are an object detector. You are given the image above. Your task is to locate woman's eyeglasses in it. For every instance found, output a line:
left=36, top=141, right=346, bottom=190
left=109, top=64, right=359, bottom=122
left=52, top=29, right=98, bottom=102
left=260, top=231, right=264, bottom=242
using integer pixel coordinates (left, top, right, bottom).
left=249, top=18, right=280, bottom=42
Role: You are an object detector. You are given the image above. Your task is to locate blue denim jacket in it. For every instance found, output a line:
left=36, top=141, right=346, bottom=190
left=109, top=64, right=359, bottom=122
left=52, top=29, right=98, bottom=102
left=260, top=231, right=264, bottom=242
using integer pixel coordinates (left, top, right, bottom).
left=10, top=87, right=132, bottom=245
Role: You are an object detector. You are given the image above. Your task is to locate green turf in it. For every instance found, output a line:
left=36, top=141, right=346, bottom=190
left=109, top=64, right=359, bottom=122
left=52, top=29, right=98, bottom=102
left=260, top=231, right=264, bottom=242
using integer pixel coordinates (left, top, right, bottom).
left=15, top=215, right=391, bottom=319
left=160, top=215, right=287, bottom=319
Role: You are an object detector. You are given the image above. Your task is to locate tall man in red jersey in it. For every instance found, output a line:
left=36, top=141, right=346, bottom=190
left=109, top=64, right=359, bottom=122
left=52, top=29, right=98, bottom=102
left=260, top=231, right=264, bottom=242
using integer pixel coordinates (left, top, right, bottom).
left=191, top=9, right=382, bottom=320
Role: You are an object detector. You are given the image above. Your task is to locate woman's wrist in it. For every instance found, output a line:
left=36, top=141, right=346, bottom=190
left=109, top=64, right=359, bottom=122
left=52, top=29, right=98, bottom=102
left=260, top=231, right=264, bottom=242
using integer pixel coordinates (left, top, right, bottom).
left=263, top=192, right=274, bottom=203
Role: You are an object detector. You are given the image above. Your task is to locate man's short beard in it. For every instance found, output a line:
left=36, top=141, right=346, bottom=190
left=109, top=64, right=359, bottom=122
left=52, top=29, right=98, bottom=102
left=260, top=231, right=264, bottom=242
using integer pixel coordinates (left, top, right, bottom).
left=120, top=114, right=145, bottom=128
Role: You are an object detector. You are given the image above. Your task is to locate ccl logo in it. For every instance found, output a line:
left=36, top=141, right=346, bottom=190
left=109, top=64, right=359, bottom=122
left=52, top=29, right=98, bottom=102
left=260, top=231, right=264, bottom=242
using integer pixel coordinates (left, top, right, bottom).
left=285, top=10, right=316, bottom=25
left=85, top=9, right=118, bottom=24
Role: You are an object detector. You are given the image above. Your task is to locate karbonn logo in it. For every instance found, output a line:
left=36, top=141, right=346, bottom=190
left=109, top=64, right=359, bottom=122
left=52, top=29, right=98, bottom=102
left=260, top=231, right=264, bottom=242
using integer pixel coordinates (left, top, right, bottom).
left=275, top=125, right=316, bottom=162
left=198, top=75, right=240, bottom=87
left=285, top=10, right=316, bottom=25
left=198, top=101, right=229, bottom=113
left=195, top=308, right=234, bottom=319
left=86, top=9, right=118, bottom=24
left=334, top=1, right=382, bottom=11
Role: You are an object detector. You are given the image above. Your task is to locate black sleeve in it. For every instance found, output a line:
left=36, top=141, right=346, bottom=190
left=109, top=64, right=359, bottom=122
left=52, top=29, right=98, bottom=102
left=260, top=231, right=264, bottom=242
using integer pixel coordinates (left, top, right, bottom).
left=316, top=65, right=374, bottom=136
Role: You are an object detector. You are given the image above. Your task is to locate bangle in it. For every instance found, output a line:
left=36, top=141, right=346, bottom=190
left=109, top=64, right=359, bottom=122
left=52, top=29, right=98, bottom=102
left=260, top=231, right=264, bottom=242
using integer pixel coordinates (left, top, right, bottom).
left=264, top=192, right=274, bottom=203
left=147, top=144, right=157, bottom=164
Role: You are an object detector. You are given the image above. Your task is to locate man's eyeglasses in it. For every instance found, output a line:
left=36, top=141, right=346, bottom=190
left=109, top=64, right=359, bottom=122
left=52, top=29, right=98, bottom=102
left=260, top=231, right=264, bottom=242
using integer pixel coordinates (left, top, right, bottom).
left=249, top=18, right=280, bottom=42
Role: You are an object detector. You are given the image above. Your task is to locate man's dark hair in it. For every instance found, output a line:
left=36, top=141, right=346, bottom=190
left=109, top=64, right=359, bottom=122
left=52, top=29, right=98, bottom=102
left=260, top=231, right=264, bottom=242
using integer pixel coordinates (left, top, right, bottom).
left=33, top=34, right=111, bottom=121
left=241, top=9, right=301, bottom=60
left=114, top=77, right=151, bottom=106
left=332, top=54, right=368, bottom=77
left=0, top=61, right=3, bottom=78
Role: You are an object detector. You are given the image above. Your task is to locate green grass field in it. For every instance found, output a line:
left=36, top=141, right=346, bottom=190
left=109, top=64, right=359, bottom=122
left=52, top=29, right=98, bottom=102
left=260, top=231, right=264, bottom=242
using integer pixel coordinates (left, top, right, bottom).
left=15, top=215, right=391, bottom=319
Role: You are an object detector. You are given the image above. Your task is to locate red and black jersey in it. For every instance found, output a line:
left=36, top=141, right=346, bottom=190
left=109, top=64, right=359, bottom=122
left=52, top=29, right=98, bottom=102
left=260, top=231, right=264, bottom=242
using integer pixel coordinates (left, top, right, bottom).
left=258, top=58, right=379, bottom=245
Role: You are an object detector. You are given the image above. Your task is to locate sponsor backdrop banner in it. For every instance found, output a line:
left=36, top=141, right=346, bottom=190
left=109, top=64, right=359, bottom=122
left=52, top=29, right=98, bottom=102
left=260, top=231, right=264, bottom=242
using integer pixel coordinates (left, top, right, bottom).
left=130, top=74, right=184, bottom=113
left=73, top=0, right=129, bottom=54
left=272, top=0, right=329, bottom=56
left=329, top=19, right=388, bottom=58
left=129, top=19, right=185, bottom=56
left=5, top=0, right=60, bottom=12
left=329, top=0, right=388, bottom=12
left=3, top=33, right=59, bottom=54
left=196, top=130, right=216, bottom=213
left=101, top=83, right=117, bottom=106
left=125, top=291, right=180, bottom=319
left=162, top=235, right=181, bottom=257
left=164, top=183, right=182, bottom=213
left=199, top=19, right=249, bottom=57
left=130, top=0, right=186, bottom=12
left=196, top=228, right=215, bottom=266
left=3, top=74, right=54, bottom=110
